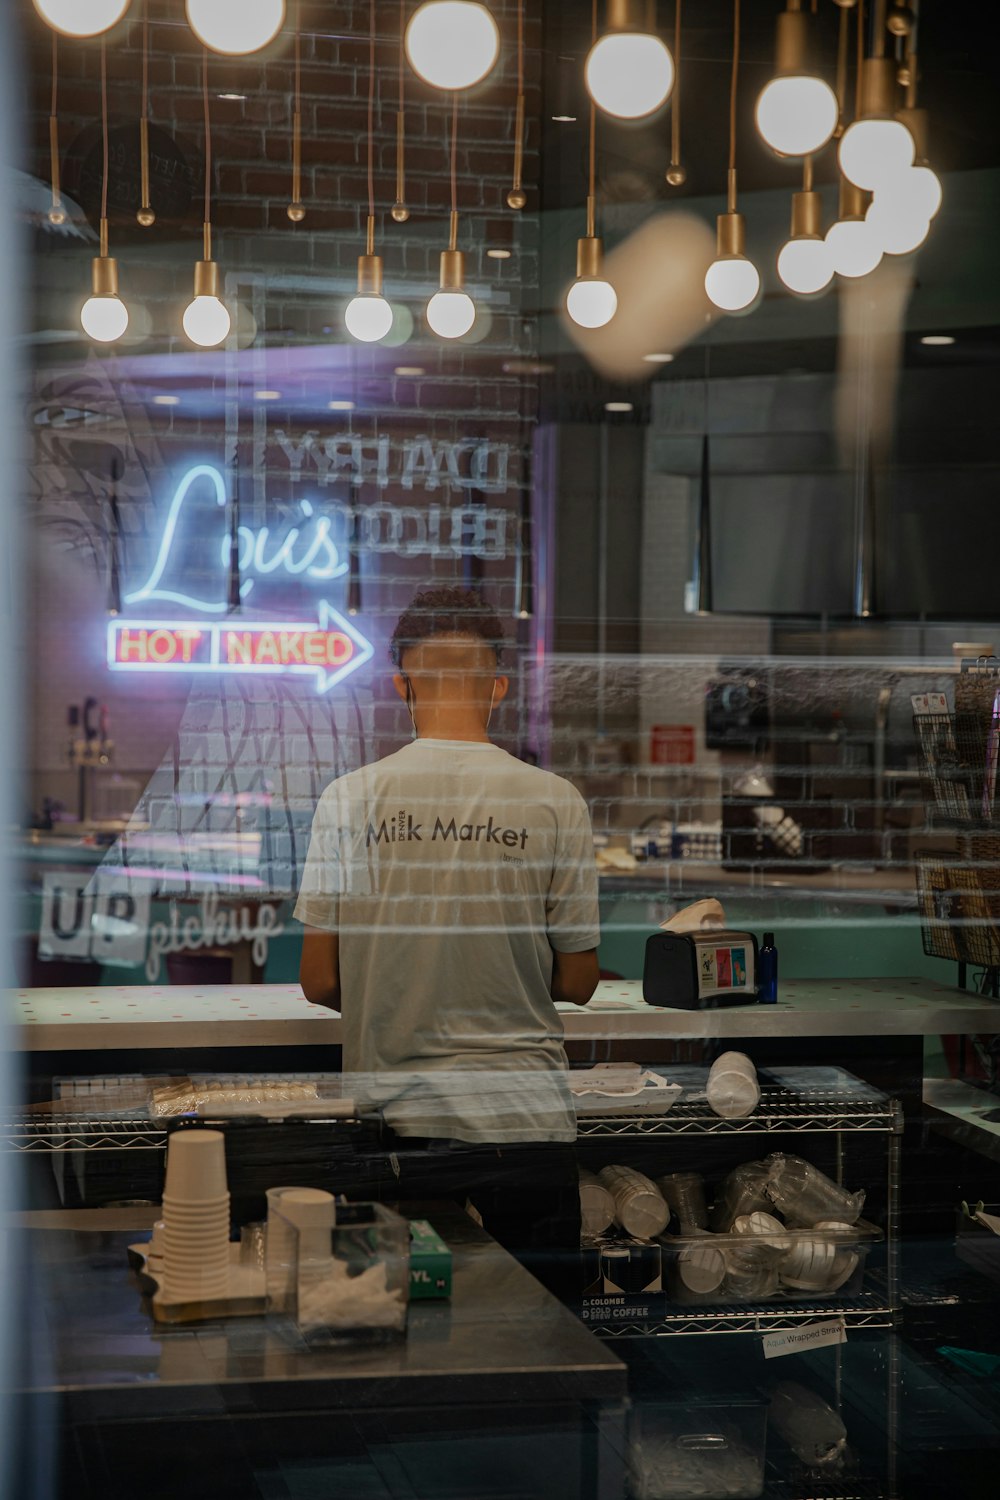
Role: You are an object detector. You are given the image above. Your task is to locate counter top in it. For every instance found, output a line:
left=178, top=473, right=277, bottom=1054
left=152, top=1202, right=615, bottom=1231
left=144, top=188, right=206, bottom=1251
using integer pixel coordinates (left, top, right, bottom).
left=923, top=1077, right=1000, bottom=1166
left=12, top=1207, right=625, bottom=1413
left=12, top=977, right=1000, bottom=1051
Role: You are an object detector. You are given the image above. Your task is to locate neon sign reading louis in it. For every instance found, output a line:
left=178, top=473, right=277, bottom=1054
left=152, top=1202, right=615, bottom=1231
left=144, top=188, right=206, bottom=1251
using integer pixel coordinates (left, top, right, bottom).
left=125, top=464, right=508, bottom=612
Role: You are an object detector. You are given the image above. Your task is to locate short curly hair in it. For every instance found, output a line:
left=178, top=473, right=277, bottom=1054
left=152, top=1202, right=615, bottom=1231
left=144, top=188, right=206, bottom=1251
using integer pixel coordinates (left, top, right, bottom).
left=390, top=585, right=505, bottom=667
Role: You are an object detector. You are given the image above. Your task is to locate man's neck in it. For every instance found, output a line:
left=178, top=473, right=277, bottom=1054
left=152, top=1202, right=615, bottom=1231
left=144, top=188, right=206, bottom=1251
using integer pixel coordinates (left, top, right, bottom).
left=413, top=709, right=491, bottom=743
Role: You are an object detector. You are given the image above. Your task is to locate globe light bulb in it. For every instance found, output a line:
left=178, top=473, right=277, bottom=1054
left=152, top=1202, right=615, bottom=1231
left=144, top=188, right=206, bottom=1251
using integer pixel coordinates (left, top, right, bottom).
left=566, top=277, right=618, bottom=329
left=345, top=294, right=394, bottom=343
left=705, top=256, right=760, bottom=313
left=756, top=75, right=839, bottom=157
left=839, top=117, right=915, bottom=192
left=825, top=217, right=883, bottom=279
left=777, top=237, right=834, bottom=296
left=865, top=199, right=929, bottom=257
left=405, top=2, right=500, bottom=91
left=183, top=294, right=231, bottom=347
left=81, top=294, right=129, bottom=342
left=585, top=33, right=674, bottom=120
left=185, top=0, right=285, bottom=56
left=426, top=291, right=476, bottom=339
left=870, top=165, right=942, bottom=231
left=33, top=0, right=130, bottom=37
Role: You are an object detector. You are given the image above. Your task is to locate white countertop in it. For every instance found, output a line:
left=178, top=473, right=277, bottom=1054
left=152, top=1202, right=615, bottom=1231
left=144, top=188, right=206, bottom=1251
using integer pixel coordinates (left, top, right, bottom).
left=12, top=977, right=1000, bottom=1051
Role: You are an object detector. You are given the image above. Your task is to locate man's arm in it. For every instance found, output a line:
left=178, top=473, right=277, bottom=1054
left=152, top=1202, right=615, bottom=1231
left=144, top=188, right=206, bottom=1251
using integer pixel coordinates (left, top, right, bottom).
left=300, top=927, right=341, bottom=1010
left=551, top=948, right=600, bottom=1007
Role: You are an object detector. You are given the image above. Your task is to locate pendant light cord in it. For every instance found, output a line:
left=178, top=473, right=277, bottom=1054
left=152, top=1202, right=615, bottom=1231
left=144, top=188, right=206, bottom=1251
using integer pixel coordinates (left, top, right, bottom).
left=835, top=0, right=849, bottom=126
left=367, top=0, right=376, bottom=229
left=395, top=0, right=407, bottom=213
left=291, top=5, right=302, bottom=209
left=141, top=9, right=149, bottom=120
left=727, top=0, right=740, bottom=213
left=670, top=0, right=682, bottom=172
left=139, top=9, right=152, bottom=219
left=202, top=47, right=212, bottom=259
left=100, top=38, right=109, bottom=254
left=448, top=92, right=459, bottom=248
left=49, top=32, right=61, bottom=217
left=587, top=0, right=596, bottom=236
left=511, top=0, right=524, bottom=197
left=856, top=0, right=864, bottom=118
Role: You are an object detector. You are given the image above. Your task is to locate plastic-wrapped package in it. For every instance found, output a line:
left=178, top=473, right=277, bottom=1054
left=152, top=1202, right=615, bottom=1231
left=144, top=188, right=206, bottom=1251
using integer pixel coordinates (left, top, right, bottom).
left=709, top=1162, right=772, bottom=1232
left=630, top=1410, right=766, bottom=1499
left=657, top=1172, right=709, bottom=1234
left=769, top=1381, right=849, bottom=1469
left=763, top=1154, right=865, bottom=1227
left=151, top=1076, right=321, bottom=1116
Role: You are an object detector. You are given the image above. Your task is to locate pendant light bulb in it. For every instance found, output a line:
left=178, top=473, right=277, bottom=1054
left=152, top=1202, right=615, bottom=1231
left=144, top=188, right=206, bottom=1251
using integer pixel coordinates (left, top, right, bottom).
left=755, top=4, right=837, bottom=157
left=427, top=236, right=475, bottom=339
left=185, top=0, right=285, bottom=56
left=405, top=2, right=500, bottom=91
left=865, top=198, right=929, bottom=257
left=705, top=213, right=760, bottom=313
left=345, top=253, right=393, bottom=343
left=81, top=256, right=129, bottom=342
left=585, top=1, right=674, bottom=121
left=756, top=76, right=838, bottom=158
left=777, top=188, right=833, bottom=295
left=33, top=0, right=130, bottom=37
left=183, top=259, right=230, bottom=347
left=824, top=182, right=883, bottom=281
left=838, top=59, right=914, bottom=191
left=566, top=236, right=617, bottom=329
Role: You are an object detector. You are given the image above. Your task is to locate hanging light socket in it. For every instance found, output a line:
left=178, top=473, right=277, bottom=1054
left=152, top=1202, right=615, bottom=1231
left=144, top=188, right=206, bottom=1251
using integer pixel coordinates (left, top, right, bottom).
left=859, top=56, right=898, bottom=119
left=439, top=243, right=466, bottom=290
left=357, top=252, right=385, bottom=295
left=576, top=235, right=604, bottom=280
left=91, top=247, right=121, bottom=298
left=715, top=210, right=747, bottom=259
left=789, top=188, right=823, bottom=239
left=606, top=0, right=657, bottom=36
left=193, top=256, right=221, bottom=299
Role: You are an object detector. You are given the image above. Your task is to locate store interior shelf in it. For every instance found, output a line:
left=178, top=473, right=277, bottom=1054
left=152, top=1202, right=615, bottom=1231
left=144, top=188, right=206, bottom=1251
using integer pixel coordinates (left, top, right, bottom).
left=763, top=1478, right=885, bottom=1500
left=576, top=1087, right=902, bottom=1139
left=591, top=1292, right=896, bottom=1339
left=2, top=1115, right=168, bottom=1152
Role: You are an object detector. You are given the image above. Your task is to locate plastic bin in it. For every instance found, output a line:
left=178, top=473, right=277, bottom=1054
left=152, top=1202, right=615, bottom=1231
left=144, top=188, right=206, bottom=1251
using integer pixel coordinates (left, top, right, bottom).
left=629, top=1398, right=767, bottom=1499
left=660, top=1221, right=882, bottom=1306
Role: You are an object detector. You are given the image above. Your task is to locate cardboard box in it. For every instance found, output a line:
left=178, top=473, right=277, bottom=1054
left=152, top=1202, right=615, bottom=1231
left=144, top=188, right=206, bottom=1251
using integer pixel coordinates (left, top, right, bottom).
left=580, top=1234, right=664, bottom=1326
left=408, top=1219, right=452, bottom=1300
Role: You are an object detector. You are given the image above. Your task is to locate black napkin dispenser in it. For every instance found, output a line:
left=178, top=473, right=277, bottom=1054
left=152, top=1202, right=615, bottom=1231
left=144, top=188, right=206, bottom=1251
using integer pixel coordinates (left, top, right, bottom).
left=643, top=929, right=759, bottom=1009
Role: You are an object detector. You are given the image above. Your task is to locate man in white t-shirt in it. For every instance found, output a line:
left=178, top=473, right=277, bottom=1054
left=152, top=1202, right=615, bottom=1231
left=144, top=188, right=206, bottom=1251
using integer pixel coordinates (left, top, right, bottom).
left=295, top=586, right=600, bottom=1293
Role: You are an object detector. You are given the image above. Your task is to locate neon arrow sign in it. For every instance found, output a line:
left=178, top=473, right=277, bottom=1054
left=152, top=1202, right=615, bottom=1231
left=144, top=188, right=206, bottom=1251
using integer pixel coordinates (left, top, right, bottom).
left=107, top=603, right=373, bottom=694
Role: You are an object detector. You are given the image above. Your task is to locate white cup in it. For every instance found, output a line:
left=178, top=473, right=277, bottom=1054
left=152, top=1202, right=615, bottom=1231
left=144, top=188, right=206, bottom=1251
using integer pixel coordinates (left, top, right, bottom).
left=706, top=1068, right=760, bottom=1119
left=780, top=1237, right=837, bottom=1289
left=164, top=1129, right=228, bottom=1201
left=713, top=1051, right=757, bottom=1079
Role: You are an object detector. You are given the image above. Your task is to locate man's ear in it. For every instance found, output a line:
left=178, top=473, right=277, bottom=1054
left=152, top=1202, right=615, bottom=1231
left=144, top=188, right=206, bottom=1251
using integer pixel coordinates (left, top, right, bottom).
left=392, top=673, right=409, bottom=704
left=492, top=674, right=510, bottom=705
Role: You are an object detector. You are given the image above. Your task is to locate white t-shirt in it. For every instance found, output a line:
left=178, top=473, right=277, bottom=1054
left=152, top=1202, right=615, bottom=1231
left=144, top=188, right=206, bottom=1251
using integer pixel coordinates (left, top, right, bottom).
left=294, top=737, right=600, bottom=1142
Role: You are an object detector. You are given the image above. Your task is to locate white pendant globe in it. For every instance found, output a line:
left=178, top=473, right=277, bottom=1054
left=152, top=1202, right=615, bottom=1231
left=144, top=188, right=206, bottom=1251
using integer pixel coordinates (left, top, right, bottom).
left=80, top=294, right=129, bottom=342
left=405, top=2, right=500, bottom=91
left=183, top=294, right=231, bottom=347
left=777, top=237, right=834, bottom=296
left=825, top=218, right=883, bottom=279
left=870, top=165, right=942, bottom=228
left=756, top=75, right=839, bottom=157
left=33, top=0, right=130, bottom=37
left=585, top=33, right=674, bottom=120
left=345, top=294, right=394, bottom=343
left=186, top=0, right=285, bottom=55
left=839, top=118, right=915, bottom=191
left=426, top=290, right=476, bottom=339
left=704, top=256, right=760, bottom=313
left=566, top=277, right=617, bottom=329
left=865, top=200, right=929, bottom=257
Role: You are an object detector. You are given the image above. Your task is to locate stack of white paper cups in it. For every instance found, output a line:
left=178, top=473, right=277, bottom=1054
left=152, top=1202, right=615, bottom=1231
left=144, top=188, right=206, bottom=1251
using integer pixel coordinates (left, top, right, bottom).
left=706, top=1051, right=760, bottom=1119
left=161, top=1129, right=231, bottom=1301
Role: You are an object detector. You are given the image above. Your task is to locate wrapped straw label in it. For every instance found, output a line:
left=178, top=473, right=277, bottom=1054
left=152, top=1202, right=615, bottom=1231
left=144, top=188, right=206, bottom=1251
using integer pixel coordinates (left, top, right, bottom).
left=762, top=1318, right=847, bottom=1360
